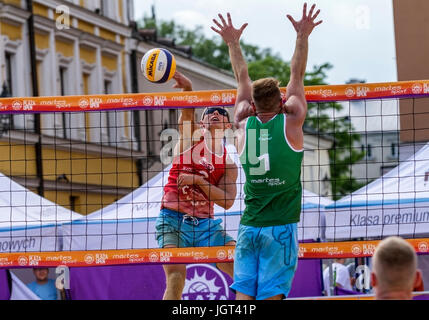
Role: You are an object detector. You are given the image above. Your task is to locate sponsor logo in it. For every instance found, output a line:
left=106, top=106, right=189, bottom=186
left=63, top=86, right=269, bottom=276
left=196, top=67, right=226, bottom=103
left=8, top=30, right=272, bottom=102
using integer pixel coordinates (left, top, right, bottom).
left=0, top=258, right=12, bottom=266
left=391, top=86, right=407, bottom=95
left=12, top=101, right=22, bottom=111
left=417, top=83, right=429, bottom=94
left=211, top=93, right=221, bottom=104
left=157, top=61, right=165, bottom=72
left=89, top=98, right=102, bottom=109
left=149, top=252, right=159, bottom=263
left=147, top=53, right=156, bottom=78
left=18, top=256, right=28, bottom=266
left=298, top=246, right=307, bottom=258
left=305, top=88, right=338, bottom=99
left=142, top=96, right=153, bottom=106
left=352, top=245, right=362, bottom=256
left=345, top=87, right=356, bottom=98
left=84, top=254, right=95, bottom=265
left=216, top=250, right=227, bottom=261
left=221, top=93, right=235, bottom=104
left=154, top=96, right=167, bottom=106
left=79, top=98, right=89, bottom=109
left=362, top=244, right=376, bottom=255
left=106, top=97, right=138, bottom=107
left=193, top=251, right=209, bottom=261
left=412, top=83, right=423, bottom=94
left=23, top=100, right=35, bottom=111
left=29, top=255, right=41, bottom=266
left=54, top=100, right=71, bottom=109
left=347, top=86, right=370, bottom=98
left=160, top=251, right=172, bottom=263
left=425, top=83, right=429, bottom=94
left=182, top=264, right=232, bottom=300
left=418, top=241, right=429, bottom=253
left=95, top=253, right=108, bottom=264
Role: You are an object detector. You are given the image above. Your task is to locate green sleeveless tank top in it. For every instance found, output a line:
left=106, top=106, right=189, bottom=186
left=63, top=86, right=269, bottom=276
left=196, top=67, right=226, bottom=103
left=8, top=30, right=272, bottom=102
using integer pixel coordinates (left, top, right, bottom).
left=239, top=113, right=304, bottom=227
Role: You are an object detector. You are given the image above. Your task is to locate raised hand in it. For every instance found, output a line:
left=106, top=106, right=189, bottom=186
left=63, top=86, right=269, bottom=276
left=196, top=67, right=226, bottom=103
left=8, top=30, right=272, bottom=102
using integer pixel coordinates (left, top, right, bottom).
left=172, top=71, right=192, bottom=91
left=211, top=13, right=248, bottom=46
left=287, top=3, right=322, bottom=38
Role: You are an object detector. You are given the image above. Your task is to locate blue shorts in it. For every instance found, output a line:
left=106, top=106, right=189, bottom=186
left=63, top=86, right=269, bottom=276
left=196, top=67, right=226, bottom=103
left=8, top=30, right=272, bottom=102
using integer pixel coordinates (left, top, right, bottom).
left=156, top=208, right=235, bottom=248
left=231, top=223, right=298, bottom=300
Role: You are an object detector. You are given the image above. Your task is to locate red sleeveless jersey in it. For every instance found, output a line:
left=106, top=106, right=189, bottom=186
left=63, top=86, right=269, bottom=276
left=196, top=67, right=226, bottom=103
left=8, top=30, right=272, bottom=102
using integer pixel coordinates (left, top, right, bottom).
left=162, top=139, right=227, bottom=219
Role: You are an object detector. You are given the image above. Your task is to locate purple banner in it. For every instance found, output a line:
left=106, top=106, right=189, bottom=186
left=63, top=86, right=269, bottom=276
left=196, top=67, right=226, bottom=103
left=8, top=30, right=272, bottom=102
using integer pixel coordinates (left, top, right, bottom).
left=69, top=260, right=322, bottom=300
left=289, top=259, right=323, bottom=298
left=0, top=270, right=10, bottom=300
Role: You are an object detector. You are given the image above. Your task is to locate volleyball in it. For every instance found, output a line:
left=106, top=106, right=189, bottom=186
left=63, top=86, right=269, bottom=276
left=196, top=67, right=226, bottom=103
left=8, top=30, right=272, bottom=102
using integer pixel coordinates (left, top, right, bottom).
left=141, top=48, right=176, bottom=83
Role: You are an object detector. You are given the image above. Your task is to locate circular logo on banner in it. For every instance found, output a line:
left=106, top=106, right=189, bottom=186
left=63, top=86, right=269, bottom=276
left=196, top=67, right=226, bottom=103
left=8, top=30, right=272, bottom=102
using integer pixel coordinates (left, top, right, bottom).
left=210, top=94, right=221, bottom=104
left=412, top=83, right=423, bottom=94
left=216, top=250, right=227, bottom=261
left=182, top=264, right=233, bottom=300
left=418, top=242, right=428, bottom=253
left=79, top=98, right=89, bottom=109
left=18, top=256, right=28, bottom=266
left=143, top=96, right=154, bottom=106
left=345, top=87, right=356, bottom=98
left=149, top=252, right=159, bottom=263
left=84, top=254, right=94, bottom=265
left=352, top=245, right=362, bottom=256
left=12, top=101, right=22, bottom=111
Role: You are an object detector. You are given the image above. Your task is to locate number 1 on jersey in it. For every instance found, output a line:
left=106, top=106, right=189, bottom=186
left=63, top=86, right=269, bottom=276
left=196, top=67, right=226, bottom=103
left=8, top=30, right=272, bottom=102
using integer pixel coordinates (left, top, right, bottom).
left=250, top=153, right=270, bottom=176
left=258, top=153, right=270, bottom=172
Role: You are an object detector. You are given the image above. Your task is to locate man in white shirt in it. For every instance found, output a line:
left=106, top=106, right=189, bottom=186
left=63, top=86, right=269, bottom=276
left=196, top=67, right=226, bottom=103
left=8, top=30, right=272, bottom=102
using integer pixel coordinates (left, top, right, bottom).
left=323, top=258, right=353, bottom=295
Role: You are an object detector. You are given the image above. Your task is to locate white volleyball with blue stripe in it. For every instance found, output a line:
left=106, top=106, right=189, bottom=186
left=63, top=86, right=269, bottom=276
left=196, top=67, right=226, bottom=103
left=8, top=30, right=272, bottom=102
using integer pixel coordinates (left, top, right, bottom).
left=141, top=48, right=176, bottom=83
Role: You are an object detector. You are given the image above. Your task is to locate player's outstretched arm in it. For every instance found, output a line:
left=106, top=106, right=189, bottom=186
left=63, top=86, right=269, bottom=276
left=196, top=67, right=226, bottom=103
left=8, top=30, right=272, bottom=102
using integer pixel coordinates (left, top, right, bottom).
left=173, top=71, right=195, bottom=155
left=285, top=3, right=322, bottom=127
left=211, top=13, right=254, bottom=129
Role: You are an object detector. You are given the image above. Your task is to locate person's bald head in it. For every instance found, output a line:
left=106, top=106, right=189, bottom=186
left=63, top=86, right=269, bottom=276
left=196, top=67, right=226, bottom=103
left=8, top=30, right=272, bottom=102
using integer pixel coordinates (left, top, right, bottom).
left=372, top=237, right=422, bottom=299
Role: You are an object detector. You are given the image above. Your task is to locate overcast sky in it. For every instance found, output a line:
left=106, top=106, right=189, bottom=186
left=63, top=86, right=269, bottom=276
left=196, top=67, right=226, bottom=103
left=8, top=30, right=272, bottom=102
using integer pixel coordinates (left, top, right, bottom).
left=133, top=0, right=398, bottom=85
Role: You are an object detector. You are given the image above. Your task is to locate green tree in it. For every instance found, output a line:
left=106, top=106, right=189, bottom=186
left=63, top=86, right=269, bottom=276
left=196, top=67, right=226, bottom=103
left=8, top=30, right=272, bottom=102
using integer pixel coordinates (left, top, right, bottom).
left=139, top=17, right=365, bottom=199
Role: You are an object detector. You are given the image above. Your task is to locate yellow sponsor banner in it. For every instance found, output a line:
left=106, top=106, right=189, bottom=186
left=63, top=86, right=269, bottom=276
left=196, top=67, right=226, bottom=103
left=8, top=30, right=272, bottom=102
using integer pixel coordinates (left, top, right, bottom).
left=0, top=80, right=429, bottom=113
left=0, top=238, right=427, bottom=268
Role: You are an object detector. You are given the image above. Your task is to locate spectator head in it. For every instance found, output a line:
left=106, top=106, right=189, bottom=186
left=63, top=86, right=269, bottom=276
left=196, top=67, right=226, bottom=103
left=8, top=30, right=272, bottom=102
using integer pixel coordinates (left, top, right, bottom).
left=33, top=268, right=49, bottom=283
left=371, top=237, right=422, bottom=300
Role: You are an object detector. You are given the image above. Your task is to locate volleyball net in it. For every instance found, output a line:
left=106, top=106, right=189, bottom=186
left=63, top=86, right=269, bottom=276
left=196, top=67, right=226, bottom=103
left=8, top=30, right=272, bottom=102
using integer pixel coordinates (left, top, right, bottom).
left=0, top=80, right=429, bottom=268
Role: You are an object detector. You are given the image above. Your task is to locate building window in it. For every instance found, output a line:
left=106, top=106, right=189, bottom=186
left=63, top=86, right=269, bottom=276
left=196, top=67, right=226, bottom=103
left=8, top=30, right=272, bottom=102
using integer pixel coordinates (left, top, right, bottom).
left=5, top=52, right=13, bottom=96
left=391, top=143, right=397, bottom=157
left=70, top=195, right=79, bottom=212
left=367, top=144, right=373, bottom=159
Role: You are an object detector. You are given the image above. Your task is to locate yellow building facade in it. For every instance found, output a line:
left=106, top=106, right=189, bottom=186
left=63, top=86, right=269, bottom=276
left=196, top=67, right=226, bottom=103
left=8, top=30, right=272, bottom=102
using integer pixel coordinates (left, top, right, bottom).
left=0, top=0, right=140, bottom=215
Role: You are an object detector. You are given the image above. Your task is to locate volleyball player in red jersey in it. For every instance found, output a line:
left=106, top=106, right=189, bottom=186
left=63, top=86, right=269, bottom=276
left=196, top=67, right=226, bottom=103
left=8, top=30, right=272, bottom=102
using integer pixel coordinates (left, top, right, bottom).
left=156, top=71, right=238, bottom=300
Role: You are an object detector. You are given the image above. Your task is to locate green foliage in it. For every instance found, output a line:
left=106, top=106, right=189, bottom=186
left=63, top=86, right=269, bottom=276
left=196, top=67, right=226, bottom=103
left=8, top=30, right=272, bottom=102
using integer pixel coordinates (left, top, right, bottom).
left=138, top=17, right=365, bottom=199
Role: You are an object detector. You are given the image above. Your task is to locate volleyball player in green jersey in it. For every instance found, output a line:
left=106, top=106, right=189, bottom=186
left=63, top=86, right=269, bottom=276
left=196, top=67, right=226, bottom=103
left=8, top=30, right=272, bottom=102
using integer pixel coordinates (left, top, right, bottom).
left=212, top=3, right=322, bottom=300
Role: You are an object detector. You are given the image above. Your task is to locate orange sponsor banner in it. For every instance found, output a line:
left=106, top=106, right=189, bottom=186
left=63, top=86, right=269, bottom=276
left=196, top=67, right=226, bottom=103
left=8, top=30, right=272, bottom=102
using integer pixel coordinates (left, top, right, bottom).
left=289, top=292, right=429, bottom=300
left=0, top=238, right=428, bottom=268
left=0, top=80, right=428, bottom=113
left=0, top=247, right=235, bottom=268
left=298, top=238, right=429, bottom=259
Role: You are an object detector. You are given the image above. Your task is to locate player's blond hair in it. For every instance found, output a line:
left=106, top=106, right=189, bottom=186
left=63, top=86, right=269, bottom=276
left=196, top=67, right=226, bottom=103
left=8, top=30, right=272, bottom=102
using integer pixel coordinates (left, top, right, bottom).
left=252, top=78, right=282, bottom=112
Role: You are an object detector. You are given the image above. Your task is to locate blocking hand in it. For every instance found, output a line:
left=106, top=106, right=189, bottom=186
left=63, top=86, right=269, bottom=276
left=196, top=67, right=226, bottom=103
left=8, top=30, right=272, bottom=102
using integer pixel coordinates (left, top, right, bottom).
left=287, top=3, right=322, bottom=38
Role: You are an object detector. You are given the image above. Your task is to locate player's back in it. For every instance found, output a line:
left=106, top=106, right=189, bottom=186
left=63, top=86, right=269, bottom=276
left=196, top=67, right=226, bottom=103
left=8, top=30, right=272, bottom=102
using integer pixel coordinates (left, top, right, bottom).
left=240, top=113, right=304, bottom=227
